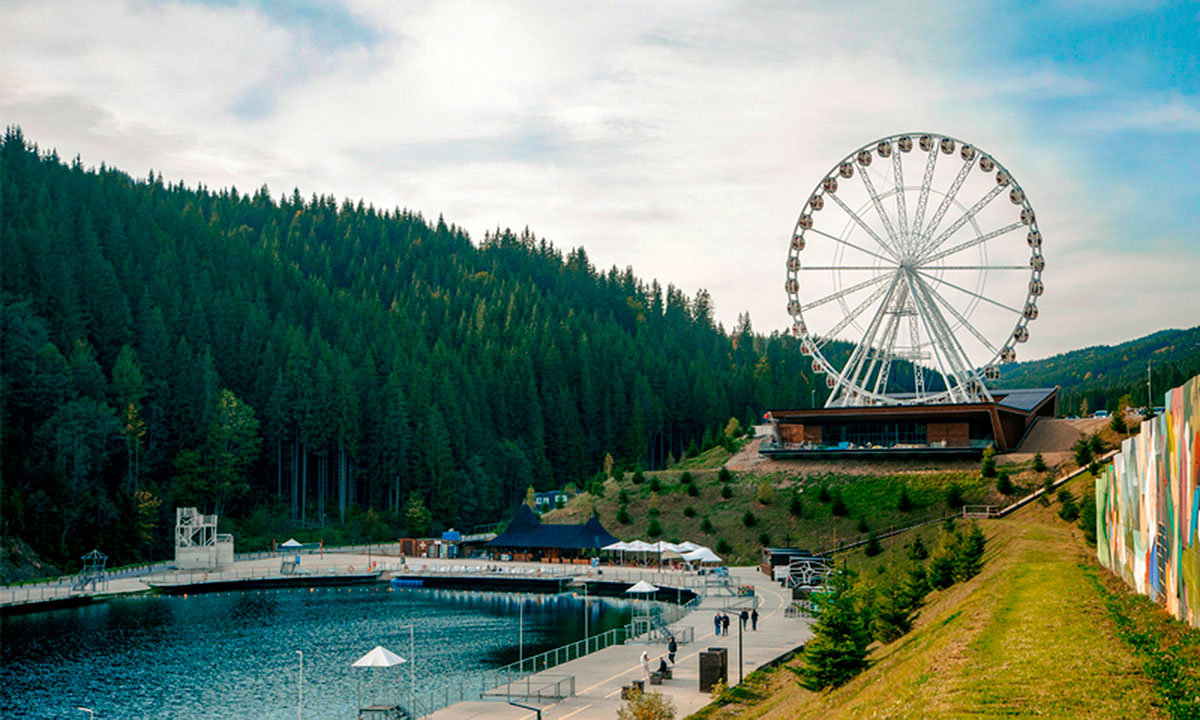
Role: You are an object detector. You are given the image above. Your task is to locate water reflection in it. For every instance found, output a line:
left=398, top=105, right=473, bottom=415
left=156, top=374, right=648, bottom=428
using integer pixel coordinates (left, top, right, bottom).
left=0, top=586, right=632, bottom=719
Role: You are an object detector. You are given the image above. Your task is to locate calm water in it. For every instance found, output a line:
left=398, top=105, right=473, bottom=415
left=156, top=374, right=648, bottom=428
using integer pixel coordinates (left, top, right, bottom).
left=1, top=585, right=632, bottom=719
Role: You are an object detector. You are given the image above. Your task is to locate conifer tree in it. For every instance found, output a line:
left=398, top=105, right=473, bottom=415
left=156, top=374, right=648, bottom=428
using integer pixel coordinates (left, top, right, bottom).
left=799, top=572, right=871, bottom=690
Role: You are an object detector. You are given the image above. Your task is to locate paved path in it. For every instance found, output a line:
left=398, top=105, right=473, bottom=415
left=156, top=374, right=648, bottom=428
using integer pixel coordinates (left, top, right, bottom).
left=428, top=567, right=812, bottom=720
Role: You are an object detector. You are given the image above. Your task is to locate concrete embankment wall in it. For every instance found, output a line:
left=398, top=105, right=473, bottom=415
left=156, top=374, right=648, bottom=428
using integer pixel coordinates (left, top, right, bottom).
left=1096, top=373, right=1199, bottom=628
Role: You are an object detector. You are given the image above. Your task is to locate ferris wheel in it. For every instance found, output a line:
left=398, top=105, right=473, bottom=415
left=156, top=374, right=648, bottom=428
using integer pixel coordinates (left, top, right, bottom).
left=786, top=133, right=1044, bottom=407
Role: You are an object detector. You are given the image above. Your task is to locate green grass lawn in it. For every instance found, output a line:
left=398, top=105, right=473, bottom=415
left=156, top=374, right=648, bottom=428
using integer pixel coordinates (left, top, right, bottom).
left=686, top=476, right=1198, bottom=720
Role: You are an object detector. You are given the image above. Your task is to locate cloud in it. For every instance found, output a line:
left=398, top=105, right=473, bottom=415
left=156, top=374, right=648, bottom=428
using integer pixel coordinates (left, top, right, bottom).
left=1, top=0, right=1196, bottom=363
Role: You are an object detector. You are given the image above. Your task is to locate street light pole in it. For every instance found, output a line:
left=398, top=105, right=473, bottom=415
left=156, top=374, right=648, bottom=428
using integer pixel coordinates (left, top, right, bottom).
left=519, top=598, right=524, bottom=673
left=296, top=650, right=303, bottom=720
left=583, top=583, right=589, bottom=650
left=737, top=615, right=744, bottom=684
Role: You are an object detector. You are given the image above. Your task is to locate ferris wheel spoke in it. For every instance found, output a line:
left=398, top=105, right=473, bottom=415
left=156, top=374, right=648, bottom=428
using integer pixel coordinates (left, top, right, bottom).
left=921, top=183, right=1007, bottom=259
left=901, top=272, right=962, bottom=402
left=813, top=275, right=896, bottom=349
left=920, top=221, right=1024, bottom=266
left=922, top=265, right=1026, bottom=270
left=799, top=266, right=891, bottom=271
left=912, top=271, right=1000, bottom=356
left=804, top=226, right=899, bottom=266
left=801, top=272, right=892, bottom=313
left=892, top=150, right=909, bottom=252
left=909, top=274, right=979, bottom=400
left=835, top=275, right=903, bottom=399
left=920, top=158, right=975, bottom=253
left=822, top=192, right=902, bottom=262
left=915, top=268, right=1022, bottom=315
left=910, top=148, right=939, bottom=239
left=857, top=165, right=901, bottom=248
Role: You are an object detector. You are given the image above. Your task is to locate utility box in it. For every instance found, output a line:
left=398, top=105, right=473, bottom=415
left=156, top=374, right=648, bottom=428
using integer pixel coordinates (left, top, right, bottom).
left=699, top=647, right=728, bottom=692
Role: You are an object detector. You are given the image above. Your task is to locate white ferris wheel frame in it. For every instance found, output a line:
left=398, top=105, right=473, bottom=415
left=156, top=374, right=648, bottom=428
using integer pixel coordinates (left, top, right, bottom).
left=786, top=132, right=1045, bottom=407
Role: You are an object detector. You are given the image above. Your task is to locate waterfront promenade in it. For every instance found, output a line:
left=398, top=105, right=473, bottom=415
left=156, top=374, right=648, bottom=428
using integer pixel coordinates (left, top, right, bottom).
left=428, top=565, right=811, bottom=720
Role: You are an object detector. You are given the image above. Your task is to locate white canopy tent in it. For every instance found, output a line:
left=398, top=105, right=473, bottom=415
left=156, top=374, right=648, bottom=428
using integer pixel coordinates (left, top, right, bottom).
left=351, top=646, right=406, bottom=711
left=681, top=547, right=722, bottom=564
left=280, top=538, right=303, bottom=548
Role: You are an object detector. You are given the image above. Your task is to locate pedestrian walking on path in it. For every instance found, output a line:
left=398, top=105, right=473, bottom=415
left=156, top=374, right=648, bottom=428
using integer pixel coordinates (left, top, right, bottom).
left=721, top=613, right=730, bottom=636
left=668, top=637, right=677, bottom=665
left=641, top=649, right=651, bottom=679
left=740, top=609, right=749, bottom=630
left=714, top=613, right=722, bottom=636
left=751, top=607, right=759, bottom=630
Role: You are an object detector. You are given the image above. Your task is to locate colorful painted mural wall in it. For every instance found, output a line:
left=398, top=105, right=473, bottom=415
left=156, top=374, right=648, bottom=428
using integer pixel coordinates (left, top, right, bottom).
left=1096, top=373, right=1199, bottom=628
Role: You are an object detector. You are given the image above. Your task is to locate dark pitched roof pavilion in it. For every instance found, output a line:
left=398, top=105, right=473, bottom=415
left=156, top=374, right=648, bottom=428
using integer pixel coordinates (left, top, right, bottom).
left=487, top=505, right=619, bottom=550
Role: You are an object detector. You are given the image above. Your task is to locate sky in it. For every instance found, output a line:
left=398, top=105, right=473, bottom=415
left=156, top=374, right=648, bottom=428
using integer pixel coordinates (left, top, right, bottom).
left=2, top=0, right=1198, bottom=363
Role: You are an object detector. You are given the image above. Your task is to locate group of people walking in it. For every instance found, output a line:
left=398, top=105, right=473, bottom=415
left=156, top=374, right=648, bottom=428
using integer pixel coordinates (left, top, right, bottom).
left=713, top=608, right=758, bottom=636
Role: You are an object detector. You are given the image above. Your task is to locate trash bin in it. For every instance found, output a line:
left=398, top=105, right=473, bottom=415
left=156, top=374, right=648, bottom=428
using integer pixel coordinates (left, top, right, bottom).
left=699, top=647, right=728, bottom=692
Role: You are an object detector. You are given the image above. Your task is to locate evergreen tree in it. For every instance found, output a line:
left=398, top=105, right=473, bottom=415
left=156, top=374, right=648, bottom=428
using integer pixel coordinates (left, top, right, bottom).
left=872, top=571, right=916, bottom=643
left=798, top=572, right=871, bottom=690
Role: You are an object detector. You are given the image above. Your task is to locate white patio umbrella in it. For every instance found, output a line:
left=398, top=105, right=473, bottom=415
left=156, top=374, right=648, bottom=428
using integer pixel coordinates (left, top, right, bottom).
left=625, top=580, right=659, bottom=594
left=352, top=646, right=406, bottom=710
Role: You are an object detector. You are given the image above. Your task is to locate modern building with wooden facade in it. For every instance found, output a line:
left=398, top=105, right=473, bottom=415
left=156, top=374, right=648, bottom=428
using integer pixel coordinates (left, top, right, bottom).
left=762, top=387, right=1057, bottom=458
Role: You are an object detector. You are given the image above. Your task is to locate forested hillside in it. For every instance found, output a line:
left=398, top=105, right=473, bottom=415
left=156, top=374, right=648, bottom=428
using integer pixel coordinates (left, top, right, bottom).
left=0, top=129, right=820, bottom=566
left=998, top=326, right=1200, bottom=415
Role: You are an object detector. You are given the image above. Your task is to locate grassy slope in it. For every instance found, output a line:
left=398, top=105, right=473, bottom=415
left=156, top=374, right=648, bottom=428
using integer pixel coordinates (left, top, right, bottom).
left=692, top=473, right=1200, bottom=719
left=546, top=447, right=1034, bottom=565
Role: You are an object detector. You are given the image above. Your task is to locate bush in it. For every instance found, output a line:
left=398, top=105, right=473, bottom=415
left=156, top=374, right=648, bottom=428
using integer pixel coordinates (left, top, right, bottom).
left=588, top=479, right=605, bottom=498
left=631, top=469, right=645, bottom=485
left=648, top=507, right=660, bottom=517
left=953, top=523, right=985, bottom=582
left=907, top=536, right=929, bottom=561
left=718, top=467, right=733, bottom=483
left=1033, top=452, right=1047, bottom=472
left=613, top=468, right=625, bottom=484
left=1088, top=460, right=1100, bottom=476
left=686, top=482, right=699, bottom=497
left=897, top=485, right=913, bottom=512
left=683, top=505, right=697, bottom=518
left=864, top=531, right=882, bottom=557
left=944, top=482, right=965, bottom=509
left=995, top=471, right=1014, bottom=495
left=716, top=538, right=732, bottom=554
left=700, top=518, right=714, bottom=534
left=742, top=510, right=758, bottom=528
left=758, top=531, right=771, bottom=546
left=1110, top=412, right=1127, bottom=434
left=1073, top=436, right=1094, bottom=467
left=617, top=506, right=631, bottom=525
left=1079, top=487, right=1097, bottom=544
left=647, top=518, right=663, bottom=538
left=789, top=493, right=804, bottom=518
left=830, top=492, right=849, bottom=516
left=720, top=484, right=733, bottom=499
left=1057, top=488, right=1079, bottom=522
left=686, top=439, right=699, bottom=458
left=679, top=471, right=693, bottom=485
left=618, top=489, right=630, bottom=505
left=756, top=480, right=776, bottom=505
left=872, top=571, right=914, bottom=642
left=857, top=516, right=869, bottom=533
left=981, top=445, right=997, bottom=478
left=648, top=476, right=662, bottom=493
left=617, top=687, right=676, bottom=720
left=818, top=485, right=832, bottom=503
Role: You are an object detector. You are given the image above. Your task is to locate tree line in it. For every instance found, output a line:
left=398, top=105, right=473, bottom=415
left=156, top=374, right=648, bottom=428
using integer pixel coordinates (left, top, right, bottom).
left=0, top=129, right=822, bottom=567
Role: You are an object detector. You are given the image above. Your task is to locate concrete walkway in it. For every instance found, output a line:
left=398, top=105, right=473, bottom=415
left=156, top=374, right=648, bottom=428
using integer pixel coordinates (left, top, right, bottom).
left=428, top=567, right=812, bottom=720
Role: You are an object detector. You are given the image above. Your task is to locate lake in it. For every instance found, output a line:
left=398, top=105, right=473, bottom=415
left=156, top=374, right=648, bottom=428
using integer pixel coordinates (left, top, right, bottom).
left=0, top=585, right=633, bottom=719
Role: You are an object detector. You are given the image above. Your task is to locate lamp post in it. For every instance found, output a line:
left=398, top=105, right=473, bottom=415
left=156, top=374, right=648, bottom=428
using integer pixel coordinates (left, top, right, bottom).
left=737, top=613, right=744, bottom=684
left=296, top=650, right=303, bottom=720
left=583, top=583, right=589, bottom=651
left=519, top=598, right=525, bottom=673
left=398, top=624, right=416, bottom=707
